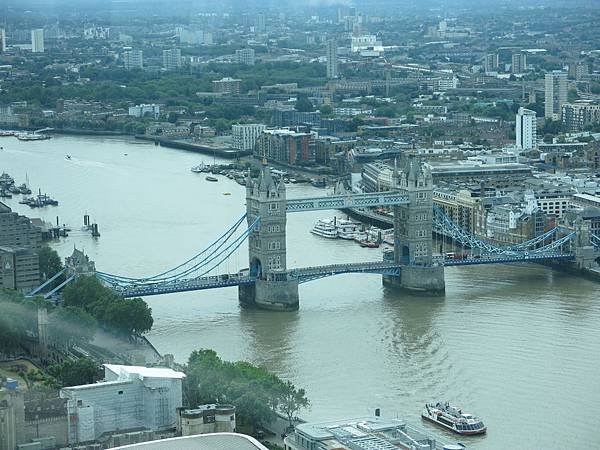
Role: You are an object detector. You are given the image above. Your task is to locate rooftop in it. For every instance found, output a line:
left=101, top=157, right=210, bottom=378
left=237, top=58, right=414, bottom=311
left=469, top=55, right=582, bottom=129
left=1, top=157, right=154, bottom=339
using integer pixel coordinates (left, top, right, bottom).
left=103, top=364, right=186, bottom=380
left=111, top=433, right=268, bottom=450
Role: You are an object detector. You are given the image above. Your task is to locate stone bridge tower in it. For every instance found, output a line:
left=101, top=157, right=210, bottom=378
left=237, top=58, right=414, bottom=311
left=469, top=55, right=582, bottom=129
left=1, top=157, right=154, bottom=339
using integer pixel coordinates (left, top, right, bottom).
left=383, top=156, right=445, bottom=293
left=239, top=161, right=299, bottom=310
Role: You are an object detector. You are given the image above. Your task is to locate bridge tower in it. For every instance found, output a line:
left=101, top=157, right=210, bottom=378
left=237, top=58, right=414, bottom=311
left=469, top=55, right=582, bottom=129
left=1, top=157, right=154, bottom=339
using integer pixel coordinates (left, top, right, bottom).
left=383, top=156, right=445, bottom=293
left=239, top=161, right=299, bottom=310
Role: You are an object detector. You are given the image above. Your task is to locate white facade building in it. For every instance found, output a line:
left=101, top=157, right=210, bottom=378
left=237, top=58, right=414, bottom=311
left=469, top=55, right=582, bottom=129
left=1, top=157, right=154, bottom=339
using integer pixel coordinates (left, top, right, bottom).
left=123, top=49, right=143, bottom=70
left=60, top=364, right=185, bottom=445
left=129, top=104, right=161, bottom=119
left=326, top=39, right=338, bottom=79
left=516, top=107, right=537, bottom=150
left=351, top=35, right=382, bottom=53
left=232, top=124, right=266, bottom=151
left=545, top=71, right=567, bottom=120
left=31, top=29, right=44, bottom=53
left=163, top=49, right=182, bottom=71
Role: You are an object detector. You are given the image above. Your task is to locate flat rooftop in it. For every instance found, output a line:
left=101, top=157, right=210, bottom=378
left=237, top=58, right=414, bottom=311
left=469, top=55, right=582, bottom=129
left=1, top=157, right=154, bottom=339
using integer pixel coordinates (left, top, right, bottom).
left=110, top=433, right=268, bottom=450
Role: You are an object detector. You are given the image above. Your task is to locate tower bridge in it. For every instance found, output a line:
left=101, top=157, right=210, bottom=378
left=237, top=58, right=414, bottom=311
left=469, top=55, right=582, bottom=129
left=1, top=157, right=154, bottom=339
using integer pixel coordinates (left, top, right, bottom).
left=30, top=158, right=600, bottom=309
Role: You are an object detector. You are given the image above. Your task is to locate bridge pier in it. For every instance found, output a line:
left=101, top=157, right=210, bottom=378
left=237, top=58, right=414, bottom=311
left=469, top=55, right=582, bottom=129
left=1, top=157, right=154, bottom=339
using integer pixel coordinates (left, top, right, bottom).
left=382, top=265, right=445, bottom=294
left=239, top=278, right=299, bottom=311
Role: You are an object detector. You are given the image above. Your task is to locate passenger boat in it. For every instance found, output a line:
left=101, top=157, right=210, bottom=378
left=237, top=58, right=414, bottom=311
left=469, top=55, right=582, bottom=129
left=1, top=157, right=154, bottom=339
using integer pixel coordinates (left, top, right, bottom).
left=336, top=219, right=361, bottom=240
left=16, top=133, right=51, bottom=141
left=311, top=219, right=338, bottom=239
left=422, top=402, right=486, bottom=435
left=205, top=176, right=218, bottom=182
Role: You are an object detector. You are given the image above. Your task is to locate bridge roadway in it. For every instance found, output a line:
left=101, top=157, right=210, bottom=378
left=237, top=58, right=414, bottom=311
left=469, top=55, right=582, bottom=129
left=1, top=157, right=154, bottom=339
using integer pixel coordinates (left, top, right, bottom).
left=286, top=191, right=409, bottom=213
left=110, top=251, right=575, bottom=298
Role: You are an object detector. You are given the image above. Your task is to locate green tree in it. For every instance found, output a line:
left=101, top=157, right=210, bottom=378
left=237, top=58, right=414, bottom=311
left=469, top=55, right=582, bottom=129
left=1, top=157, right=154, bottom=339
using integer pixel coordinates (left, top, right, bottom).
left=279, top=380, right=310, bottom=427
left=48, top=358, right=101, bottom=387
left=319, top=104, right=333, bottom=116
left=167, top=112, right=179, bottom=123
left=295, top=96, right=314, bottom=112
left=38, top=246, right=63, bottom=281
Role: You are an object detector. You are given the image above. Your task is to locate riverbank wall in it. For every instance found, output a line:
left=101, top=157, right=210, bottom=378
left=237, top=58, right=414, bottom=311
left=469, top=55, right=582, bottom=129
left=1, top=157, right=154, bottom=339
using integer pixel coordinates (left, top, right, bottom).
left=135, top=135, right=250, bottom=159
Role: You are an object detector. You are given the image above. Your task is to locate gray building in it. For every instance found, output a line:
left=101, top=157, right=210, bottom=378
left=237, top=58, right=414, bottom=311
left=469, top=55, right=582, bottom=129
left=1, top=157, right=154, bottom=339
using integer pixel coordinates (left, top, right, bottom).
left=123, top=49, right=143, bottom=70
left=326, top=38, right=338, bottom=79
left=236, top=48, right=255, bottom=66
left=0, top=202, right=42, bottom=250
left=545, top=70, right=568, bottom=120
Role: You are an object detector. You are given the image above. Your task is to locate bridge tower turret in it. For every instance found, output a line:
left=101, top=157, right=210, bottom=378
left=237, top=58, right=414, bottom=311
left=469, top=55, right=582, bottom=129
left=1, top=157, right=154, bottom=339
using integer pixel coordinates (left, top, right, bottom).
left=383, top=156, right=445, bottom=293
left=239, top=161, right=299, bottom=310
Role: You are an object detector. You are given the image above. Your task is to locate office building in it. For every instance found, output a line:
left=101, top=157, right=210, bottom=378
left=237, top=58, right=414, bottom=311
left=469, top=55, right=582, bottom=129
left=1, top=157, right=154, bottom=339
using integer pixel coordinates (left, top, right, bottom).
left=232, top=124, right=266, bottom=151
left=0, top=28, right=6, bottom=53
left=484, top=53, right=499, bottom=73
left=0, top=202, right=42, bottom=250
left=545, top=71, right=568, bottom=120
left=163, top=48, right=182, bottom=71
left=212, top=77, right=242, bottom=94
left=255, top=129, right=314, bottom=165
left=326, top=38, right=338, bottom=79
left=31, top=29, right=44, bottom=53
left=511, top=52, right=527, bottom=74
left=0, top=246, right=40, bottom=292
left=236, top=48, right=255, bottom=66
left=60, top=364, right=185, bottom=445
left=123, top=49, right=143, bottom=70
left=516, top=107, right=537, bottom=150
left=562, top=101, right=600, bottom=131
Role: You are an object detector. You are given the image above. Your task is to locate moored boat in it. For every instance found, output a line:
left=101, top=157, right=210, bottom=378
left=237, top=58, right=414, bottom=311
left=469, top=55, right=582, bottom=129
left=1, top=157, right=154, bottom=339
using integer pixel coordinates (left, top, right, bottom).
left=311, top=219, right=338, bottom=239
left=422, top=402, right=486, bottom=436
left=205, top=176, right=218, bottom=182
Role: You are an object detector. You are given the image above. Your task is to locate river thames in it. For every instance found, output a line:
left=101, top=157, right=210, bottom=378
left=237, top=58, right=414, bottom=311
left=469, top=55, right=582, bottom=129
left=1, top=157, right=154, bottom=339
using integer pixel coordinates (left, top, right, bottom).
left=1, top=135, right=599, bottom=449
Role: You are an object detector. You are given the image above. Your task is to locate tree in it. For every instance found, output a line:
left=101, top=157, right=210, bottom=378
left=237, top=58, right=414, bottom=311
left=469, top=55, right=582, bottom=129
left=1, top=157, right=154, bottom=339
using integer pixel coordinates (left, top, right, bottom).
left=48, top=358, right=101, bottom=387
left=319, top=104, right=332, bottom=116
left=37, top=246, right=63, bottom=281
left=167, top=112, right=179, bottom=123
left=295, top=96, right=314, bottom=112
left=279, top=380, right=310, bottom=427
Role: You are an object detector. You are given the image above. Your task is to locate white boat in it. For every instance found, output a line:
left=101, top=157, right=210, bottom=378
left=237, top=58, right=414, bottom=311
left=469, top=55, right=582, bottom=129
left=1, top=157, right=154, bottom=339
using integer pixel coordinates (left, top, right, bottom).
left=16, top=133, right=51, bottom=141
left=336, top=218, right=361, bottom=240
left=311, top=219, right=338, bottom=239
left=422, top=402, right=486, bottom=436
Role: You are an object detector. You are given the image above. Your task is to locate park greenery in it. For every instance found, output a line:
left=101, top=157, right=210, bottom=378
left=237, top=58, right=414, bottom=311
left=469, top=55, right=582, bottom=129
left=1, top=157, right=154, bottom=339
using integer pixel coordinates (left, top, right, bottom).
left=183, top=349, right=309, bottom=432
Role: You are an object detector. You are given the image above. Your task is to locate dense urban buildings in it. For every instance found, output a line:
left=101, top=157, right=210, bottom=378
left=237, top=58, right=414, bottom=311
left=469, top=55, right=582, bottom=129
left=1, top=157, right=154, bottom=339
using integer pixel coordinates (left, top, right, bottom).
left=235, top=48, right=255, bottom=66
left=212, top=77, right=242, bottom=94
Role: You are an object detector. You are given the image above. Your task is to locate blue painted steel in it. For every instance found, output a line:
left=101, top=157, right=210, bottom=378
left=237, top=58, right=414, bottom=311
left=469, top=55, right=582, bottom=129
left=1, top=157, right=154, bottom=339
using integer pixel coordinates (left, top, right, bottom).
left=436, top=252, right=575, bottom=266
left=27, top=268, right=66, bottom=296
left=286, top=191, right=409, bottom=212
left=43, top=275, right=76, bottom=299
left=591, top=233, right=600, bottom=248
left=290, top=261, right=402, bottom=283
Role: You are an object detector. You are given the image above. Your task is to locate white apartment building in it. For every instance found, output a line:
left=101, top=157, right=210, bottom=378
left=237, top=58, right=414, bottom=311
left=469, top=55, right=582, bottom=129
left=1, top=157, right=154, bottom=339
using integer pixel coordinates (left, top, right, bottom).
left=128, top=104, right=161, bottom=119
left=31, top=29, right=44, bottom=53
left=545, top=71, right=567, bottom=120
left=0, top=28, right=6, bottom=53
left=232, top=124, right=266, bottom=151
left=516, top=107, right=537, bottom=150
left=163, top=49, right=182, bottom=71
left=123, top=49, right=143, bottom=70
left=60, top=364, right=185, bottom=445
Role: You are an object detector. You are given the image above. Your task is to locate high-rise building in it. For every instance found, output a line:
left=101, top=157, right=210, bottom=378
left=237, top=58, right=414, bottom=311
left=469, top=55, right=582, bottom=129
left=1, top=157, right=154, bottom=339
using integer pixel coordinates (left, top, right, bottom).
left=256, top=13, right=266, bottom=33
left=516, top=107, right=537, bottom=150
left=0, top=28, right=6, bottom=53
left=31, top=28, right=44, bottom=53
left=561, top=101, right=600, bottom=131
left=162, top=49, right=182, bottom=71
left=484, top=53, right=499, bottom=73
left=545, top=71, right=568, bottom=120
left=123, top=49, right=143, bottom=70
left=232, top=124, right=266, bottom=151
left=326, top=39, right=338, bottom=79
left=236, top=48, right=255, bottom=66
left=511, top=52, right=527, bottom=74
